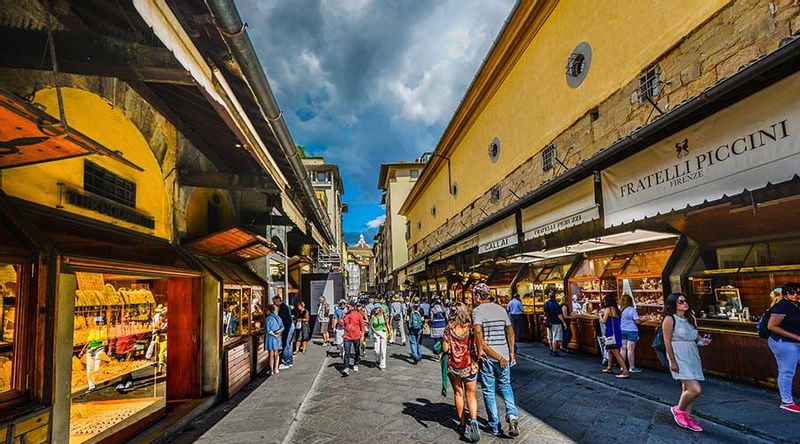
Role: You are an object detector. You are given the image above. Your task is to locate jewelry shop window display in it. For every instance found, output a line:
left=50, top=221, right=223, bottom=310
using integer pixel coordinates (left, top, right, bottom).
left=70, top=272, right=166, bottom=444
left=0, top=263, right=21, bottom=394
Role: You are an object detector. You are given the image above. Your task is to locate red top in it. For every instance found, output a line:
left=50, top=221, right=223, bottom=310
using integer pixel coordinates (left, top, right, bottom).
left=343, top=309, right=366, bottom=340
left=443, top=322, right=478, bottom=375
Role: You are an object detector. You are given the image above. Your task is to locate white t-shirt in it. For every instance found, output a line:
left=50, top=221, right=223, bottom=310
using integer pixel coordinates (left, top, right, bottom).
left=620, top=306, right=640, bottom=332
left=472, top=302, right=512, bottom=362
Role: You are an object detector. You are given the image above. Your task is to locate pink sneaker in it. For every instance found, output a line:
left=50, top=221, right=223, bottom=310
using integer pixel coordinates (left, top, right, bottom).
left=670, top=406, right=690, bottom=429
left=684, top=416, right=703, bottom=432
left=780, top=403, right=800, bottom=413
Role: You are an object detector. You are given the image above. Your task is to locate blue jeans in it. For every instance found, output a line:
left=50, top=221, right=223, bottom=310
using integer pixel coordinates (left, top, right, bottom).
left=281, top=322, right=295, bottom=365
left=408, top=329, right=422, bottom=361
left=510, top=314, right=523, bottom=351
left=768, top=337, right=800, bottom=404
left=479, top=359, right=519, bottom=432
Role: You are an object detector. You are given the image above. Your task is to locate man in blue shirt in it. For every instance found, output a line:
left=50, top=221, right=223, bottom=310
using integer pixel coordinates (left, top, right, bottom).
left=507, top=294, right=524, bottom=351
left=543, top=292, right=566, bottom=357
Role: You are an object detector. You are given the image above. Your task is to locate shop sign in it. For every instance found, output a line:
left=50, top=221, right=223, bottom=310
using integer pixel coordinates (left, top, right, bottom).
left=525, top=205, right=600, bottom=239
left=67, top=189, right=155, bottom=229
left=432, top=235, right=478, bottom=262
left=478, top=215, right=518, bottom=254
left=522, top=177, right=599, bottom=241
left=479, top=234, right=518, bottom=254
left=602, top=70, right=800, bottom=228
left=406, top=260, right=426, bottom=275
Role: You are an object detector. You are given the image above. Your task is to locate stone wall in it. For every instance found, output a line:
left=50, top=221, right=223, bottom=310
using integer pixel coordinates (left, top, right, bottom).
left=409, top=0, right=800, bottom=261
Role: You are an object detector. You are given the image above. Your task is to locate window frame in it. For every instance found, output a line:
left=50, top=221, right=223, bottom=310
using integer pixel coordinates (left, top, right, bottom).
left=0, top=254, right=34, bottom=410
left=83, top=160, right=137, bottom=208
left=542, top=144, right=557, bottom=172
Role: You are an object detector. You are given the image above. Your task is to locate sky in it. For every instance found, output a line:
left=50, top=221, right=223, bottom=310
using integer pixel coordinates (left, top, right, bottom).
left=238, top=0, right=516, bottom=246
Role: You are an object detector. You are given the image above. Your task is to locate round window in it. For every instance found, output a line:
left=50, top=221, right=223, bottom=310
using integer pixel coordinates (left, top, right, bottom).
left=488, top=137, right=501, bottom=163
left=431, top=206, right=437, bottom=217
left=450, top=181, right=458, bottom=197
left=566, top=42, right=592, bottom=88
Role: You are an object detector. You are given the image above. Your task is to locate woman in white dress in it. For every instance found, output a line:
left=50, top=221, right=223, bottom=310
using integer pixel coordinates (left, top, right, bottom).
left=662, top=293, right=711, bottom=433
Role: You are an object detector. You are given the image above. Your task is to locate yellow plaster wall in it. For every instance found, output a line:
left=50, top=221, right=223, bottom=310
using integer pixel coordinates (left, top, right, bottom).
left=3, top=87, right=174, bottom=239
left=406, top=0, right=728, bottom=246
left=186, top=188, right=234, bottom=239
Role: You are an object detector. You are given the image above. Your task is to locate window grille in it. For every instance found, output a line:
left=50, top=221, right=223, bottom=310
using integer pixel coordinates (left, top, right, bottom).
left=84, top=160, right=136, bottom=208
left=638, top=65, right=661, bottom=103
left=542, top=144, right=557, bottom=172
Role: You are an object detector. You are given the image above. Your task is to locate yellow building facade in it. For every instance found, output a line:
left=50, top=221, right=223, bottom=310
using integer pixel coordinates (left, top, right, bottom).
left=401, top=0, right=796, bottom=258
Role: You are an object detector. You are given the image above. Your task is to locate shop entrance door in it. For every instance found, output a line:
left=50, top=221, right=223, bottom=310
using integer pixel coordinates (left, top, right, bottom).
left=166, top=277, right=201, bottom=400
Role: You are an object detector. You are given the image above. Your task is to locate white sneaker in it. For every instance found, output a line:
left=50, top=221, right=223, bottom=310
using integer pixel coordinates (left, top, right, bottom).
left=279, top=364, right=291, bottom=370
left=353, top=365, right=359, bottom=372
left=341, top=368, right=350, bottom=376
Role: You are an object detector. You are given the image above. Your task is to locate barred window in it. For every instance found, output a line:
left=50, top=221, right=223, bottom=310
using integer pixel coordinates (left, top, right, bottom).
left=638, top=65, right=661, bottom=103
left=542, top=144, right=557, bottom=172
left=84, top=160, right=136, bottom=208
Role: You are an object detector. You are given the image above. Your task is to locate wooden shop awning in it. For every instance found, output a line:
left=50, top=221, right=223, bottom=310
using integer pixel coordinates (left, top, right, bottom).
left=198, top=256, right=266, bottom=287
left=185, top=227, right=275, bottom=262
left=0, top=88, right=141, bottom=170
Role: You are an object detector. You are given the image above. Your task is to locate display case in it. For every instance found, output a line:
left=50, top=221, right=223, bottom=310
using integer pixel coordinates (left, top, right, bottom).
left=568, top=253, right=618, bottom=314
left=616, top=247, right=672, bottom=318
left=0, top=263, right=20, bottom=393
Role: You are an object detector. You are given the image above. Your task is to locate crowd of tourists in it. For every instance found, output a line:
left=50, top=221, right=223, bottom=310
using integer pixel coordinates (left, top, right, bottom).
left=259, top=279, right=800, bottom=441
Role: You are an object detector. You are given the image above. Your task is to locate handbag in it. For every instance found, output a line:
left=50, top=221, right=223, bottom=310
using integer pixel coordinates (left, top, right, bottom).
left=651, top=328, right=665, bottom=351
left=603, top=335, right=617, bottom=346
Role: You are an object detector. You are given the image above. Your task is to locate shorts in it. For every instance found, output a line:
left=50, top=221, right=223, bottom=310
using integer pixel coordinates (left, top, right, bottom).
left=547, top=324, right=563, bottom=342
left=465, top=372, right=478, bottom=382
left=621, top=330, right=639, bottom=342
left=319, top=321, right=330, bottom=334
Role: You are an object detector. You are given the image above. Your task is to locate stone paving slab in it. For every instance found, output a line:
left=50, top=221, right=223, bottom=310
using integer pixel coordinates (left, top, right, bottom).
left=516, top=342, right=797, bottom=442
left=165, top=338, right=777, bottom=444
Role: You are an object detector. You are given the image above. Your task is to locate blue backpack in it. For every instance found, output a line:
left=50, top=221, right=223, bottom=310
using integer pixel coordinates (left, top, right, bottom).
left=409, top=310, right=424, bottom=330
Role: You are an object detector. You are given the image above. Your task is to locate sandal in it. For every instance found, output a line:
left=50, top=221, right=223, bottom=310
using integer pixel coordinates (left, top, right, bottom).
left=602, top=368, right=612, bottom=374
left=616, top=373, right=631, bottom=379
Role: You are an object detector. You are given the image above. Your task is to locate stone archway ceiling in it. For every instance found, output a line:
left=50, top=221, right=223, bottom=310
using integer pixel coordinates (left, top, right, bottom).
left=0, top=88, right=142, bottom=170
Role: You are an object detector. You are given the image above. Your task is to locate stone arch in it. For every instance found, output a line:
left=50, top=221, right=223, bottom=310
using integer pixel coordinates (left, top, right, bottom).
left=3, top=87, right=173, bottom=239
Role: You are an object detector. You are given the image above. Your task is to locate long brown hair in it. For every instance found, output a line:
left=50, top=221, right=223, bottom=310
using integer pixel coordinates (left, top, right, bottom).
left=448, top=301, right=471, bottom=325
left=663, top=293, right=697, bottom=328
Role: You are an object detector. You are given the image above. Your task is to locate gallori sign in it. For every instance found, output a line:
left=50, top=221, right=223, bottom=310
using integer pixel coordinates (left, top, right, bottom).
left=602, top=71, right=800, bottom=228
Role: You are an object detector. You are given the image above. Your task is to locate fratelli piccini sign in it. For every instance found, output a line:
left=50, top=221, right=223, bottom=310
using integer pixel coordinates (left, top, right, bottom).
left=602, top=71, right=800, bottom=228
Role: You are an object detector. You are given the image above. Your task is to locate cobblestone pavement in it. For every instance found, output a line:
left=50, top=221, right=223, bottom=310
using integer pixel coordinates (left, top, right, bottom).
left=165, top=338, right=771, bottom=444
left=283, top=338, right=766, bottom=444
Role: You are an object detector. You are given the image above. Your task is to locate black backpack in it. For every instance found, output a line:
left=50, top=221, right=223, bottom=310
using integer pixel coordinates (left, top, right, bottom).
left=757, top=308, right=772, bottom=339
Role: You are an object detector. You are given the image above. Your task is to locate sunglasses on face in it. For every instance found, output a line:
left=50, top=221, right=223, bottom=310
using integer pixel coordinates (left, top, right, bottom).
left=677, top=299, right=688, bottom=304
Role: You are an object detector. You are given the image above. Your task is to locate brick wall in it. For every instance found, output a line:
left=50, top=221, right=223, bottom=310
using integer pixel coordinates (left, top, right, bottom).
left=409, top=0, right=800, bottom=261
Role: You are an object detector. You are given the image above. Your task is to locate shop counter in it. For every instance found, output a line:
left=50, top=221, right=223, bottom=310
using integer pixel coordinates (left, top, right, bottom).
left=253, top=333, right=269, bottom=375
left=223, top=337, right=252, bottom=399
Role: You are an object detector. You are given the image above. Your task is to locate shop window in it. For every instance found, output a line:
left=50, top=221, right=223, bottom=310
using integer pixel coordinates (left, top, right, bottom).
left=542, top=144, right=557, bottom=172
left=0, top=262, right=22, bottom=395
left=84, top=160, right=136, bottom=208
left=69, top=272, right=167, bottom=442
left=638, top=65, right=661, bottom=104
left=223, top=287, right=265, bottom=345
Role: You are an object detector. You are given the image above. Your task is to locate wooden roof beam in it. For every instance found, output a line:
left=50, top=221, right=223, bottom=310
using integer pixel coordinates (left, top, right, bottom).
left=0, top=27, right=194, bottom=85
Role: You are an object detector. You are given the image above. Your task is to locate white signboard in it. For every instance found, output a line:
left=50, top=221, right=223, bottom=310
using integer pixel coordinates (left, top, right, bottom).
left=309, top=279, right=335, bottom=313
left=522, top=177, right=599, bottom=241
left=478, top=216, right=518, bottom=254
left=602, top=71, right=800, bottom=228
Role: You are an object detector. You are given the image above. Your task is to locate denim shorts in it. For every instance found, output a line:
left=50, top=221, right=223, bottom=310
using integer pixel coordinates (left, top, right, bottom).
left=621, top=330, right=639, bottom=342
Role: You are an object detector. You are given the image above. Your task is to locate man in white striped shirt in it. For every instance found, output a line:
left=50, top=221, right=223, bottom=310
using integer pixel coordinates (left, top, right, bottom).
left=472, top=283, right=520, bottom=438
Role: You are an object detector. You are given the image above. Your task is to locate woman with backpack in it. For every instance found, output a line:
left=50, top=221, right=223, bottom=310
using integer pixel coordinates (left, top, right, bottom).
left=442, top=301, right=481, bottom=443
left=662, top=292, right=711, bottom=432
left=407, top=297, right=427, bottom=364
left=429, top=298, right=447, bottom=361
left=766, top=282, right=800, bottom=413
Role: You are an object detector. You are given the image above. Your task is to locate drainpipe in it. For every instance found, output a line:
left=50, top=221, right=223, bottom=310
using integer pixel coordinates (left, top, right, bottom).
left=206, top=0, right=334, bottom=248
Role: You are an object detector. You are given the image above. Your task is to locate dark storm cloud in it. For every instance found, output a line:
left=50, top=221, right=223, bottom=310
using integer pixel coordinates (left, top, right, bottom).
left=237, top=0, right=515, bottom=238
